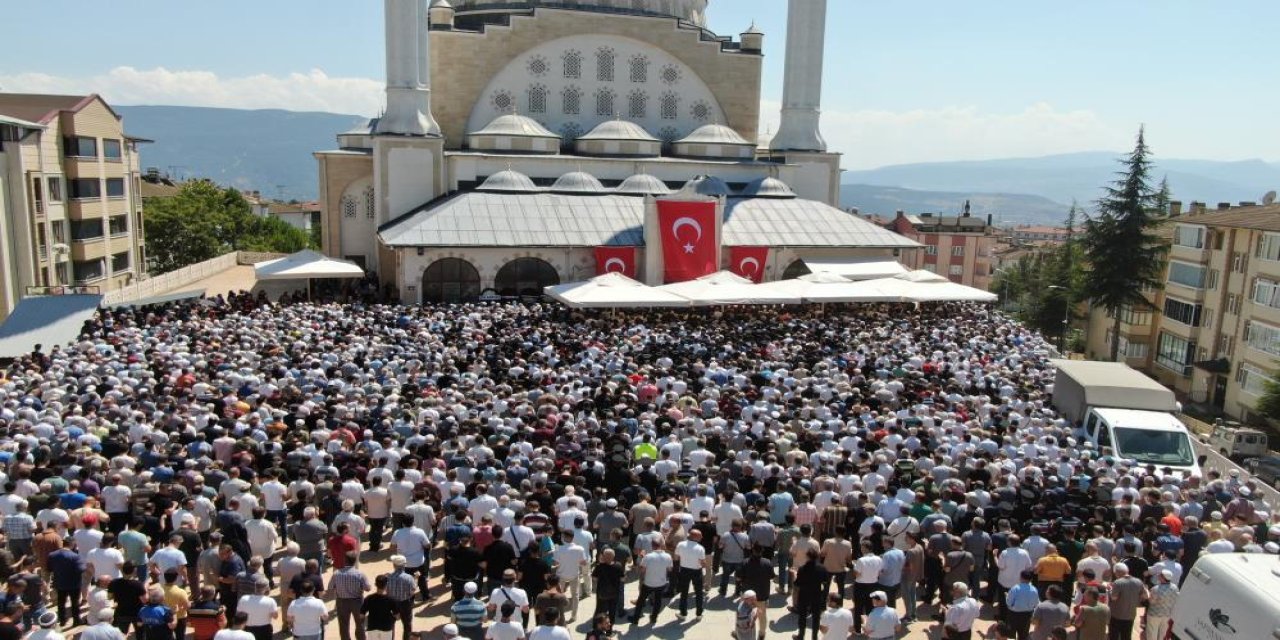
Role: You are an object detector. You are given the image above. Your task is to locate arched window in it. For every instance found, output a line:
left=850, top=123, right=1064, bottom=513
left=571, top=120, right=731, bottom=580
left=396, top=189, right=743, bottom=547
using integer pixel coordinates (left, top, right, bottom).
left=495, top=258, right=560, bottom=297
left=561, top=85, right=582, bottom=115
left=341, top=195, right=358, bottom=218
left=421, top=258, right=481, bottom=303
left=629, top=55, right=649, bottom=83
left=363, top=186, right=376, bottom=219
left=562, top=49, right=582, bottom=79
left=596, top=47, right=615, bottom=82
left=660, top=92, right=679, bottom=120
left=595, top=89, right=616, bottom=117
left=527, top=84, right=548, bottom=114
left=782, top=259, right=811, bottom=280
left=627, top=90, right=648, bottom=119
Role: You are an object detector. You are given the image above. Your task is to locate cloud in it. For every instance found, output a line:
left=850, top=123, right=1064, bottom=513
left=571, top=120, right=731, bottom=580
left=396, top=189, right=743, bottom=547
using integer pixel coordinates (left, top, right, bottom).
left=759, top=100, right=1129, bottom=170
left=0, top=66, right=383, bottom=116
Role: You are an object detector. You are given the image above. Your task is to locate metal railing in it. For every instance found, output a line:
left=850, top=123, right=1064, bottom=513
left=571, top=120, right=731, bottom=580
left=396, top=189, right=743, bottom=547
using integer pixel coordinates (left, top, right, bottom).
left=99, top=252, right=238, bottom=306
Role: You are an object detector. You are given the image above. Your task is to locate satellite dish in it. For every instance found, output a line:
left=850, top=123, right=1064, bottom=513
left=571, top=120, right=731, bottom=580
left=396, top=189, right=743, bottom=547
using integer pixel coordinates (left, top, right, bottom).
left=1264, top=190, right=1277, bottom=206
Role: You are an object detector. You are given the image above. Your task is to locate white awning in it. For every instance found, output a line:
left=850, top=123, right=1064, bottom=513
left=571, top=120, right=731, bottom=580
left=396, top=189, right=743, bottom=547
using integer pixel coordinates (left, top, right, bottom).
left=545, top=273, right=690, bottom=309
left=253, top=250, right=364, bottom=281
left=656, top=271, right=802, bottom=306
left=879, top=270, right=998, bottom=303
left=758, top=272, right=905, bottom=303
left=802, top=257, right=910, bottom=280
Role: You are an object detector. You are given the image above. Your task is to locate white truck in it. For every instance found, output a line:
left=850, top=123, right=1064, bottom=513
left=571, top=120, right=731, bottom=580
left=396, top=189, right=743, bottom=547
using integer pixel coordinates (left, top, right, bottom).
left=1170, top=552, right=1280, bottom=640
left=1051, top=359, right=1201, bottom=477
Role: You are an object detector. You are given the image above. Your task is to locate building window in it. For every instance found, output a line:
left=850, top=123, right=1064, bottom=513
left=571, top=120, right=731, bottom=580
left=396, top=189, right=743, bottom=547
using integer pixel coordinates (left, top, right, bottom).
left=103, top=139, right=123, bottom=161
left=527, top=84, right=548, bottom=115
left=1231, top=251, right=1247, bottom=273
left=1245, top=320, right=1280, bottom=356
left=1226, top=293, right=1241, bottom=315
left=111, top=251, right=130, bottom=272
left=421, top=258, right=482, bottom=303
left=1117, top=335, right=1148, bottom=360
left=596, top=47, right=615, bottom=82
left=690, top=100, right=711, bottom=121
left=1155, top=332, right=1195, bottom=375
left=72, top=258, right=105, bottom=283
left=660, top=64, right=681, bottom=85
left=562, top=49, right=582, bottom=79
left=924, top=245, right=938, bottom=256
left=495, top=257, right=560, bottom=297
left=629, top=54, right=649, bottom=83
left=52, top=221, right=66, bottom=244
left=1163, top=297, right=1202, bottom=327
left=1258, top=233, right=1280, bottom=261
left=364, top=186, right=376, bottom=220
left=69, top=178, right=101, bottom=200
left=63, top=136, right=96, bottom=158
left=595, top=89, right=616, bottom=117
left=660, top=92, right=679, bottom=120
left=561, top=86, right=582, bottom=115
left=490, top=90, right=514, bottom=113
left=31, top=177, right=44, bottom=214
left=949, top=264, right=963, bottom=276
left=1253, top=277, right=1280, bottom=309
left=627, top=90, right=647, bottom=119
left=526, top=55, right=548, bottom=77
left=951, top=245, right=965, bottom=256
left=70, top=220, right=104, bottom=241
left=922, top=264, right=937, bottom=273
left=1217, top=333, right=1235, bottom=357
left=1167, top=260, right=1206, bottom=288
left=47, top=177, right=62, bottom=202
left=106, top=178, right=126, bottom=198
left=1206, top=269, right=1219, bottom=290
left=109, top=215, right=128, bottom=237
left=342, top=195, right=358, bottom=218
left=1173, top=224, right=1205, bottom=249
left=1237, top=363, right=1271, bottom=397
left=1109, top=304, right=1152, bottom=327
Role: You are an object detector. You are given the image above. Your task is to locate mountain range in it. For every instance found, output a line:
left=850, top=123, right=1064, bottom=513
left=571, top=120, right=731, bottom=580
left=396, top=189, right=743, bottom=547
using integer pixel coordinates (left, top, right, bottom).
left=118, top=105, right=1280, bottom=226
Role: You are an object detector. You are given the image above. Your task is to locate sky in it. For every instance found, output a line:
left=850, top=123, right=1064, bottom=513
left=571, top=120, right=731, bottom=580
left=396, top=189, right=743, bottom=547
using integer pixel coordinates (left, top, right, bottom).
left=2, top=0, right=1276, bottom=170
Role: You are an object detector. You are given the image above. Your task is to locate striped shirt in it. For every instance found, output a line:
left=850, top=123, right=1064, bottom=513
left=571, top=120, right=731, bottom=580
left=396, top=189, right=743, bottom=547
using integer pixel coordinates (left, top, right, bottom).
left=331, top=567, right=370, bottom=600
left=385, top=569, right=416, bottom=603
left=451, top=597, right=487, bottom=628
left=792, top=503, right=819, bottom=527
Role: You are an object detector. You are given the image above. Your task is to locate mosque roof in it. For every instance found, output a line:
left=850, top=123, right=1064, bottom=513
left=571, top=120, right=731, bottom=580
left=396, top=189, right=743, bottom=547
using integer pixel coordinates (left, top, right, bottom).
left=470, top=113, right=560, bottom=139
left=739, top=176, right=797, bottom=199
left=577, top=119, right=660, bottom=143
left=476, top=169, right=539, bottom=193
left=550, top=171, right=607, bottom=194
left=675, top=124, right=753, bottom=146
left=681, top=175, right=733, bottom=197
left=615, top=174, right=674, bottom=195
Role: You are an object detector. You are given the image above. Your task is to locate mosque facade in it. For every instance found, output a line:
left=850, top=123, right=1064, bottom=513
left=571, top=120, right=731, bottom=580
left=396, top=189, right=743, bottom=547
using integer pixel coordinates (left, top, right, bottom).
left=315, top=0, right=919, bottom=302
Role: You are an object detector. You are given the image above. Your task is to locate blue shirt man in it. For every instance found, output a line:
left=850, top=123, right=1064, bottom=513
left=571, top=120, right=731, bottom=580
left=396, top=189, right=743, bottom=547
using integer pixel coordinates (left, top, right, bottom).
left=767, top=490, right=795, bottom=525
left=1006, top=574, right=1040, bottom=613
left=878, top=547, right=906, bottom=587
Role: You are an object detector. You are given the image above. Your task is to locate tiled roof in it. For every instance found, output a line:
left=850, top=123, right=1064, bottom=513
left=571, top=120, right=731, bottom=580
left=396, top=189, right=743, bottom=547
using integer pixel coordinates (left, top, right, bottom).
left=1176, top=204, right=1280, bottom=232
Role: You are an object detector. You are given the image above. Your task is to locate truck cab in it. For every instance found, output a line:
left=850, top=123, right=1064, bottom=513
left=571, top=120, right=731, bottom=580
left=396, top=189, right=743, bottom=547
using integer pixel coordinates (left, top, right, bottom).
left=1205, top=419, right=1269, bottom=462
left=1171, top=553, right=1280, bottom=640
left=1082, top=407, right=1201, bottom=477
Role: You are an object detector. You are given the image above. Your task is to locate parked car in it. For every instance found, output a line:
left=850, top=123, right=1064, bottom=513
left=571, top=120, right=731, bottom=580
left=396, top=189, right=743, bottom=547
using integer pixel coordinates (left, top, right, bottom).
left=1246, top=455, right=1280, bottom=490
left=1204, top=419, right=1269, bottom=461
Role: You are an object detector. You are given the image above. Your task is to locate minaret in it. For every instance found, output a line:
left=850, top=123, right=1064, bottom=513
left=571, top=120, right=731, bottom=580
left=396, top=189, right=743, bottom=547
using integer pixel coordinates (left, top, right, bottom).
left=770, top=0, right=827, bottom=152
left=375, top=0, right=440, bottom=136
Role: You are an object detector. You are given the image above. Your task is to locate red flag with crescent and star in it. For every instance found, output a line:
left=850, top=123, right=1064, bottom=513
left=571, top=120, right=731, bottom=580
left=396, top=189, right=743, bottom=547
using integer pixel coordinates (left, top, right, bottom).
left=729, top=246, right=770, bottom=283
left=657, top=200, right=718, bottom=283
left=594, top=246, right=638, bottom=279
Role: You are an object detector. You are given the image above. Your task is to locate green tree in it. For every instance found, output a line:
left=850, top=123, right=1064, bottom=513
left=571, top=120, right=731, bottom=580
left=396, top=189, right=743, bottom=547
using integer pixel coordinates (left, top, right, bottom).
left=144, top=179, right=315, bottom=274
left=1081, top=128, right=1169, bottom=360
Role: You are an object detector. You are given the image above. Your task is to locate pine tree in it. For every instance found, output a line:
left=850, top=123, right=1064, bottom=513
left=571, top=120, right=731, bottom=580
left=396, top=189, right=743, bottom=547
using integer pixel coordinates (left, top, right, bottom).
left=1081, top=128, right=1169, bottom=361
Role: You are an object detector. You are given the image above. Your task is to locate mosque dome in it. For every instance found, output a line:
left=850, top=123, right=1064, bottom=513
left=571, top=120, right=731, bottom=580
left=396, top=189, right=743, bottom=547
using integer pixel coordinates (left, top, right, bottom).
left=550, top=171, right=607, bottom=194
left=739, top=176, right=796, bottom=199
left=470, top=114, right=559, bottom=138
left=682, top=175, right=732, bottom=197
left=467, top=114, right=561, bottom=155
left=477, top=169, right=539, bottom=193
left=671, top=123, right=756, bottom=160
left=675, top=124, right=750, bottom=146
left=578, top=119, right=660, bottom=143
left=575, top=119, right=662, bottom=158
left=452, top=0, right=708, bottom=27
left=615, top=174, right=673, bottom=196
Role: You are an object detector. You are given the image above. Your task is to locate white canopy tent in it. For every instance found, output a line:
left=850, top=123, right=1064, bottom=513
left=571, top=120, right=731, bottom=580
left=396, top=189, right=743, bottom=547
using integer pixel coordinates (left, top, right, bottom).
left=885, top=270, right=999, bottom=303
left=545, top=272, right=690, bottom=308
left=656, top=271, right=803, bottom=306
left=758, top=272, right=905, bottom=303
left=254, top=250, right=365, bottom=280
left=801, top=257, right=910, bottom=281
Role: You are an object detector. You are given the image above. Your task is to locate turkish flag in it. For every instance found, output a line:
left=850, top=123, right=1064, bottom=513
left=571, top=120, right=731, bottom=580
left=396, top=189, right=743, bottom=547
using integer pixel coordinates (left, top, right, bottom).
left=657, top=200, right=718, bottom=283
left=595, top=246, right=638, bottom=279
left=729, top=246, right=770, bottom=283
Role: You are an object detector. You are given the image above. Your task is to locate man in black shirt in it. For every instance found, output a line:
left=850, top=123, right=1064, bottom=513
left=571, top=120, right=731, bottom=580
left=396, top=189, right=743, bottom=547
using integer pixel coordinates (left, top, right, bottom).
left=590, top=548, right=624, bottom=624
left=361, top=575, right=397, bottom=640
left=791, top=549, right=826, bottom=640
left=109, top=562, right=147, bottom=636
left=481, top=526, right=516, bottom=595
left=737, top=547, right=775, bottom=640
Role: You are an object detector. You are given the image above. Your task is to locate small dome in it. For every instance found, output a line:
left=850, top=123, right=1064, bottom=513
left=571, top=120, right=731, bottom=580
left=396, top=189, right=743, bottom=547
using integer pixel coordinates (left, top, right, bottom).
left=742, top=22, right=763, bottom=35
left=675, top=124, right=752, bottom=146
left=477, top=170, right=538, bottom=193
left=740, top=176, right=796, bottom=198
left=431, top=0, right=453, bottom=7
left=578, top=119, right=660, bottom=142
left=550, top=171, right=606, bottom=194
left=616, top=174, right=673, bottom=196
left=682, top=175, right=732, bottom=197
left=471, top=114, right=559, bottom=139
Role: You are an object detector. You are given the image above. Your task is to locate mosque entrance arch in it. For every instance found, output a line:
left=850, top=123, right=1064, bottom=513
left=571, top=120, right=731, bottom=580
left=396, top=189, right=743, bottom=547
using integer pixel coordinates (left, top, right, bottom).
left=495, top=258, right=560, bottom=297
left=421, top=258, right=482, bottom=303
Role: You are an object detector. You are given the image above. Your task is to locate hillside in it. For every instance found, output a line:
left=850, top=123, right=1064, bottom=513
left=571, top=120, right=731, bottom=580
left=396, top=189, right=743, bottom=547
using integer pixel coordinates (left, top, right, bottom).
left=118, top=105, right=366, bottom=201
left=840, top=184, right=1071, bottom=226
left=842, top=152, right=1280, bottom=210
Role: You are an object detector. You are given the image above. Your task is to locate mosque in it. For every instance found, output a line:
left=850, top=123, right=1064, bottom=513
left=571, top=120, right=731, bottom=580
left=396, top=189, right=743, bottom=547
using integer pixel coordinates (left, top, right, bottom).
left=315, top=0, right=919, bottom=302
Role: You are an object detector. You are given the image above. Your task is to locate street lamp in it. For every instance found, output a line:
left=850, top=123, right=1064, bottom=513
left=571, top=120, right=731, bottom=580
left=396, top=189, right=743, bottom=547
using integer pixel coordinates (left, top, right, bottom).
left=1048, top=285, right=1071, bottom=354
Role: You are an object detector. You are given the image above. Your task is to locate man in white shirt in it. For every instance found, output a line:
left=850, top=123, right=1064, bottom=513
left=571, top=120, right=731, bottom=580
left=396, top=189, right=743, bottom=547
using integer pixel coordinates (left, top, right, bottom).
left=245, top=509, right=280, bottom=587
left=551, top=531, right=588, bottom=622
left=819, top=593, right=854, bottom=640
left=485, top=601, right=526, bottom=640
left=86, top=534, right=125, bottom=580
left=364, top=477, right=392, bottom=553
left=389, top=516, right=432, bottom=601
left=237, top=576, right=279, bottom=640
left=944, top=582, right=981, bottom=638
left=674, top=530, right=708, bottom=618
left=286, top=581, right=328, bottom=640
left=487, top=570, right=530, bottom=628
left=259, top=473, right=289, bottom=532
left=862, top=591, right=902, bottom=640
left=631, top=537, right=672, bottom=625
left=852, top=540, right=884, bottom=635
left=996, top=534, right=1033, bottom=620
left=99, top=476, right=132, bottom=535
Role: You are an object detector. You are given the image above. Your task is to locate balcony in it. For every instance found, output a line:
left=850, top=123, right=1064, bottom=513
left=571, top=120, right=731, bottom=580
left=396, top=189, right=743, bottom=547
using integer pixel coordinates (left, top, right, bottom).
left=70, top=238, right=108, bottom=261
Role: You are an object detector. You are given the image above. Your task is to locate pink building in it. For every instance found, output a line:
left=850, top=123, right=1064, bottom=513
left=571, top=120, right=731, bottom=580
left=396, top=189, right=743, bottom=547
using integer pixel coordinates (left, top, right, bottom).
left=888, top=205, right=996, bottom=290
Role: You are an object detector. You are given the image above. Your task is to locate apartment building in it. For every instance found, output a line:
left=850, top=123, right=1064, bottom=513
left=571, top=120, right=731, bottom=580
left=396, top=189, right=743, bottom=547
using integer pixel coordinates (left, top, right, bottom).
left=0, top=94, right=148, bottom=320
left=1142, top=200, right=1280, bottom=421
left=887, top=203, right=996, bottom=290
left=1008, top=225, right=1071, bottom=243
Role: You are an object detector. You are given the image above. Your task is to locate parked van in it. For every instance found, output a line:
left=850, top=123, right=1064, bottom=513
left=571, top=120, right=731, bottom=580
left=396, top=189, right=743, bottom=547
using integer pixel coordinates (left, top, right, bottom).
left=1081, top=407, right=1201, bottom=477
left=1170, top=552, right=1280, bottom=640
left=1205, top=419, right=1269, bottom=461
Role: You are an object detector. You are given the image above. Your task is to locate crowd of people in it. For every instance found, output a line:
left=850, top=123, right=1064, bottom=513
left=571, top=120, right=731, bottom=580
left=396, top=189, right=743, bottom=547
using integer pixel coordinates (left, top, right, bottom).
left=0, top=296, right=1276, bottom=640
